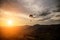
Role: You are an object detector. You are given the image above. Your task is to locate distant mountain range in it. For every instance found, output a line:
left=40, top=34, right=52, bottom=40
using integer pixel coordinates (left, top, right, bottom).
left=0, top=24, right=60, bottom=40
left=18, top=24, right=60, bottom=40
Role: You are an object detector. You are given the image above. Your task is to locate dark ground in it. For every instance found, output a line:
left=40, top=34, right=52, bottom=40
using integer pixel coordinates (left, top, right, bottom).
left=0, top=24, right=60, bottom=40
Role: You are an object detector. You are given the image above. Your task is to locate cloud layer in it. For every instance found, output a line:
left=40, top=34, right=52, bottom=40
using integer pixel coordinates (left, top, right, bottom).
left=0, top=0, right=60, bottom=25
left=19, top=0, right=60, bottom=25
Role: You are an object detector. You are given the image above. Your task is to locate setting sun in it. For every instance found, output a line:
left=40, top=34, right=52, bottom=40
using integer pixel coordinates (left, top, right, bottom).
left=7, top=19, right=14, bottom=27
left=0, top=18, right=19, bottom=27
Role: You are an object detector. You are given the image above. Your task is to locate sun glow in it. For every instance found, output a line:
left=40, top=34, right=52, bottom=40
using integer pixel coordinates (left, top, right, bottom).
left=7, top=19, right=14, bottom=27
left=0, top=9, right=28, bottom=37
left=0, top=18, right=20, bottom=27
left=1, top=19, right=21, bottom=37
left=3, top=19, right=16, bottom=27
left=0, top=9, right=28, bottom=27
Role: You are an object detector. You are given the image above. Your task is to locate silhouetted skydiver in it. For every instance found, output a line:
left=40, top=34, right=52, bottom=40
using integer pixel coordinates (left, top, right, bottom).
left=29, top=14, right=36, bottom=18
left=29, top=14, right=33, bottom=18
left=29, top=14, right=35, bottom=22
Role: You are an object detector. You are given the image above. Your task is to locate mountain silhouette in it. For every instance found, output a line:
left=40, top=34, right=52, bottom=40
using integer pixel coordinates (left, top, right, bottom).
left=0, top=24, right=60, bottom=40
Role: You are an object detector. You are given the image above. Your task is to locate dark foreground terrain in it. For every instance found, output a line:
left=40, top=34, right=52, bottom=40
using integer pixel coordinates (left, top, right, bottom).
left=0, top=24, right=60, bottom=40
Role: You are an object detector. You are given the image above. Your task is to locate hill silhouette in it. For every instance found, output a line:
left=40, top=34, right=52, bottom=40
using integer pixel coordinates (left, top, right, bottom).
left=0, top=24, right=60, bottom=40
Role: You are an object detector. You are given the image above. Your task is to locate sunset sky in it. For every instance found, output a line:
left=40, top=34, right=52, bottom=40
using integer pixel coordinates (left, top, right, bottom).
left=0, top=0, right=60, bottom=26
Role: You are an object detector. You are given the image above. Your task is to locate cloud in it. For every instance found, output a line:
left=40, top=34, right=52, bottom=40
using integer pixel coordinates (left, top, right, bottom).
left=20, top=0, right=60, bottom=25
left=0, top=0, right=60, bottom=25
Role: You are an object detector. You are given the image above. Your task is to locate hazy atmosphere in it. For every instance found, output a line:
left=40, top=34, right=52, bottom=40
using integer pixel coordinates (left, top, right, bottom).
left=0, top=0, right=60, bottom=40
left=0, top=0, right=60, bottom=26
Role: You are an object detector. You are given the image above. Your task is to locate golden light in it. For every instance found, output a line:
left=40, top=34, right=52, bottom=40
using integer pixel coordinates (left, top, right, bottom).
left=0, top=9, right=27, bottom=27
left=0, top=10, right=27, bottom=38
left=6, top=19, right=14, bottom=27
left=0, top=18, right=19, bottom=27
